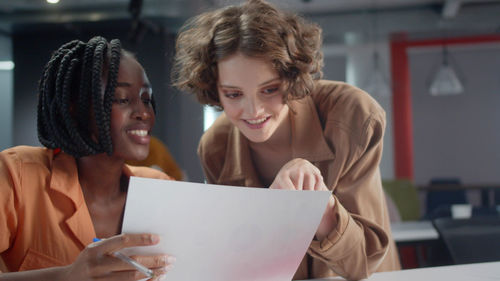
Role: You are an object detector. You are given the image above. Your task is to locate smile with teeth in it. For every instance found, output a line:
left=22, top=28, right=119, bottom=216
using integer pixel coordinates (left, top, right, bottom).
left=128, top=129, right=149, bottom=137
left=245, top=116, right=269, bottom=125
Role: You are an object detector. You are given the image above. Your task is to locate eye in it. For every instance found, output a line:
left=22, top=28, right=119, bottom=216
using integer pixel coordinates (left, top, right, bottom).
left=262, top=87, right=279, bottom=95
left=223, top=91, right=242, bottom=99
left=142, top=98, right=152, bottom=106
left=112, top=97, right=130, bottom=105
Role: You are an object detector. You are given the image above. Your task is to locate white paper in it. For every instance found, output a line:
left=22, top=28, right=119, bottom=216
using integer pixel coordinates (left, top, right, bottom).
left=122, top=177, right=331, bottom=281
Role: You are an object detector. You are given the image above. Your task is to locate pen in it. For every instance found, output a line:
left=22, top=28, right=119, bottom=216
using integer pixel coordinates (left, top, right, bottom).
left=92, top=238, right=154, bottom=278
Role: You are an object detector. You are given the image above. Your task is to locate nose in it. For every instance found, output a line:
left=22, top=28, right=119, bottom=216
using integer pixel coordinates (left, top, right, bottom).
left=245, top=96, right=264, bottom=117
left=131, top=100, right=152, bottom=121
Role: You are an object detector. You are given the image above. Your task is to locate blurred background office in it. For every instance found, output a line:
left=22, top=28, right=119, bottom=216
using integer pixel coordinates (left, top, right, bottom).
left=1, top=0, right=500, bottom=219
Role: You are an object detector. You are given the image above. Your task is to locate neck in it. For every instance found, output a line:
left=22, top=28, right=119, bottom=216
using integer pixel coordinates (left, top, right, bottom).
left=77, top=153, right=125, bottom=203
left=250, top=108, right=291, bottom=153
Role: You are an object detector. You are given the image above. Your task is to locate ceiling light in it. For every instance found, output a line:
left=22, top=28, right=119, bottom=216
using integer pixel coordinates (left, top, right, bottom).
left=0, top=61, right=14, bottom=70
left=46, top=0, right=60, bottom=4
left=429, top=45, right=464, bottom=96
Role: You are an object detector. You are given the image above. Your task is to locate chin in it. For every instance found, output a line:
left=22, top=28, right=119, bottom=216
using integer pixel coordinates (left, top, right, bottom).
left=127, top=148, right=150, bottom=162
left=243, top=132, right=271, bottom=143
left=135, top=152, right=150, bottom=161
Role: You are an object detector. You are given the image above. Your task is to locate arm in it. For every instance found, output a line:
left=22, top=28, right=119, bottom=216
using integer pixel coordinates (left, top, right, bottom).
left=270, top=112, right=391, bottom=280
left=0, top=266, right=67, bottom=281
left=307, top=113, right=391, bottom=280
left=0, top=151, right=174, bottom=280
left=0, top=234, right=173, bottom=281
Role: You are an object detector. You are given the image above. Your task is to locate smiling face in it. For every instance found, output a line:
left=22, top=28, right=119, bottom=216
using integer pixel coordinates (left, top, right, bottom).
left=109, top=54, right=155, bottom=161
left=217, top=53, right=289, bottom=143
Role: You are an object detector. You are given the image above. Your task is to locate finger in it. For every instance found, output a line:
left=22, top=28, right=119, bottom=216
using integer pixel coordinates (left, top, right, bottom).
left=94, top=269, right=153, bottom=281
left=90, top=254, right=173, bottom=278
left=132, top=255, right=176, bottom=269
left=292, top=172, right=304, bottom=190
left=96, top=233, right=160, bottom=255
left=272, top=176, right=295, bottom=190
left=284, top=176, right=296, bottom=190
left=314, top=174, right=327, bottom=191
left=303, top=173, right=315, bottom=190
left=269, top=173, right=291, bottom=190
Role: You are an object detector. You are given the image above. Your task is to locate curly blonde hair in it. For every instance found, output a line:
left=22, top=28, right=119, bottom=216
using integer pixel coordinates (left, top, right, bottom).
left=172, top=0, right=323, bottom=108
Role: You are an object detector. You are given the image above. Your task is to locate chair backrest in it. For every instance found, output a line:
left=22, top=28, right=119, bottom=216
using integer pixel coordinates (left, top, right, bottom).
left=382, top=179, right=420, bottom=221
left=432, top=216, right=500, bottom=264
left=425, top=178, right=467, bottom=219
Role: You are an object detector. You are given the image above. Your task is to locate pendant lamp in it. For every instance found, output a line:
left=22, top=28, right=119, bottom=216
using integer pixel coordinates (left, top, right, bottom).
left=429, top=45, right=464, bottom=96
left=364, top=50, right=391, bottom=98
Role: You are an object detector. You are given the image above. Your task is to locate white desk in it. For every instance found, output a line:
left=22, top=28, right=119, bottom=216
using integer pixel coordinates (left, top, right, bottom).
left=391, top=220, right=439, bottom=243
left=303, top=261, right=500, bottom=281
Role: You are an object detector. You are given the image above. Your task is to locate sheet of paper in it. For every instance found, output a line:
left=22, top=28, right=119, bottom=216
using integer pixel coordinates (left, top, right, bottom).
left=122, top=177, right=331, bottom=281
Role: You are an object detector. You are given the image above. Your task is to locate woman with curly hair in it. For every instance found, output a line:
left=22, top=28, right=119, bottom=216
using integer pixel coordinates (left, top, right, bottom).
left=0, top=36, right=175, bottom=280
left=172, top=0, right=400, bottom=279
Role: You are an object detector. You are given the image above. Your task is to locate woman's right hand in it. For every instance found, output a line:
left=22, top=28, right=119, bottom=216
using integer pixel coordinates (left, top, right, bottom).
left=62, top=233, right=174, bottom=281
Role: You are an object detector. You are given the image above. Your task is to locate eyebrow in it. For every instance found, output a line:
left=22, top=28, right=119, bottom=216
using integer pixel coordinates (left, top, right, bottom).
left=219, top=77, right=281, bottom=89
left=116, top=82, right=151, bottom=88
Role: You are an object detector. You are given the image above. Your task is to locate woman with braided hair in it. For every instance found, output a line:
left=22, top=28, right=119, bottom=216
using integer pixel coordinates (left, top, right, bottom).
left=0, top=36, right=175, bottom=280
left=173, top=0, right=400, bottom=280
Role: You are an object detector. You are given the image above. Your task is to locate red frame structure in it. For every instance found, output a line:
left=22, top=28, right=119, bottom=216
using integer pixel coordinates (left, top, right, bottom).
left=390, top=33, right=500, bottom=180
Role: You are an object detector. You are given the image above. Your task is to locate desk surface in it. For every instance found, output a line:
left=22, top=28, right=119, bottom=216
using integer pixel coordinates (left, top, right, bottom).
left=418, top=184, right=500, bottom=190
left=390, top=220, right=439, bottom=243
left=303, top=261, right=500, bottom=281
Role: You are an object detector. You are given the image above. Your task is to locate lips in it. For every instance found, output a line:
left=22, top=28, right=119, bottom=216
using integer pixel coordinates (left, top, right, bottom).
left=126, top=125, right=151, bottom=145
left=128, top=129, right=148, bottom=137
left=243, top=116, right=270, bottom=129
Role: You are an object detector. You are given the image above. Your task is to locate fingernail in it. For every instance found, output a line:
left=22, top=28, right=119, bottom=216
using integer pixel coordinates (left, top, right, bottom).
left=150, top=234, right=160, bottom=243
left=167, top=256, right=176, bottom=263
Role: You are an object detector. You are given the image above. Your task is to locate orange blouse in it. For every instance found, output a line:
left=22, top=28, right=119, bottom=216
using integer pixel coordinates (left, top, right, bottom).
left=0, top=146, right=171, bottom=272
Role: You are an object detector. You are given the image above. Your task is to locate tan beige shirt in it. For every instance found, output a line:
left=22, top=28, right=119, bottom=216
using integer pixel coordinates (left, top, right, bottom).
left=0, top=146, right=171, bottom=272
left=199, top=80, right=401, bottom=280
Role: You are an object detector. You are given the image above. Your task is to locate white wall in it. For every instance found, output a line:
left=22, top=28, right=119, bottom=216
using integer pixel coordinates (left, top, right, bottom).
left=309, top=3, right=500, bottom=181
left=409, top=43, right=500, bottom=185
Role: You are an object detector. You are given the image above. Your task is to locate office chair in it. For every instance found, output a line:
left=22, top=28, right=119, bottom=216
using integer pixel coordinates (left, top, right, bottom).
left=382, top=179, right=420, bottom=221
left=425, top=178, right=467, bottom=219
left=432, top=216, right=500, bottom=265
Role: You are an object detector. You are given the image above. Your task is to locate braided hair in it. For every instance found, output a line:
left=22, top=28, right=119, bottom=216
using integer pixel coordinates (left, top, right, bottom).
left=37, top=36, right=124, bottom=158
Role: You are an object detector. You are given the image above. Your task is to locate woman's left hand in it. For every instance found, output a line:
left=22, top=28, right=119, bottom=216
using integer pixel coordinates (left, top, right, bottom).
left=269, top=158, right=336, bottom=240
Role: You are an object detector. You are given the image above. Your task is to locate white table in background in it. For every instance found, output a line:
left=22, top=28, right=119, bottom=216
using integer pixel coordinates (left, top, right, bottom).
left=390, top=220, right=439, bottom=243
left=302, top=261, right=500, bottom=281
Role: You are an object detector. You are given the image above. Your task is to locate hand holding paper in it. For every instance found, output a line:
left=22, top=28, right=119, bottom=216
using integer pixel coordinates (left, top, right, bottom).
left=122, top=177, right=331, bottom=281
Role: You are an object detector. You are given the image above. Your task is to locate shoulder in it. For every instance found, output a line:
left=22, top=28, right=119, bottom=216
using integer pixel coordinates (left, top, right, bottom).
left=308, top=80, right=386, bottom=153
left=0, top=146, right=52, bottom=169
left=311, top=80, right=385, bottom=123
left=312, top=80, right=385, bottom=136
left=126, top=165, right=173, bottom=180
left=0, top=146, right=54, bottom=200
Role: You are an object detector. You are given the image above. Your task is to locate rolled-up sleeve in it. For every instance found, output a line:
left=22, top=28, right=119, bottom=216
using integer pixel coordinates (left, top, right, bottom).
left=308, top=112, right=391, bottom=280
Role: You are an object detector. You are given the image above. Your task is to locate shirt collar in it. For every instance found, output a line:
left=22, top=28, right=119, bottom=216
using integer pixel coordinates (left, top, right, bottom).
left=288, top=96, right=335, bottom=162
left=50, top=151, right=85, bottom=207
left=49, top=151, right=95, bottom=247
left=218, top=125, right=262, bottom=187
left=217, top=95, right=335, bottom=186
left=49, top=151, right=137, bottom=247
